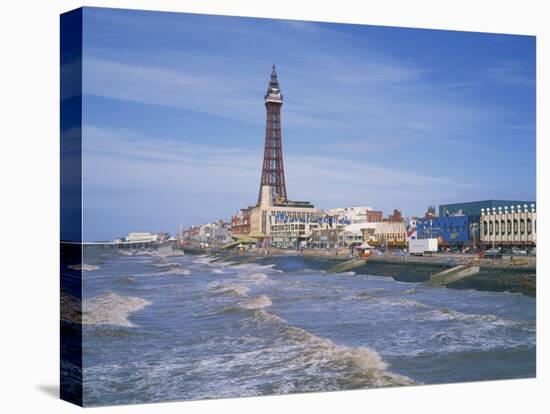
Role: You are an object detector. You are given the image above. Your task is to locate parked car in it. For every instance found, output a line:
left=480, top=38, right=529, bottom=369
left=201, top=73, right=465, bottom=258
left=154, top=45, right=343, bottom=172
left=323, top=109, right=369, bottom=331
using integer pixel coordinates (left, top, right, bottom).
left=484, top=248, right=502, bottom=259
left=511, top=248, right=528, bottom=256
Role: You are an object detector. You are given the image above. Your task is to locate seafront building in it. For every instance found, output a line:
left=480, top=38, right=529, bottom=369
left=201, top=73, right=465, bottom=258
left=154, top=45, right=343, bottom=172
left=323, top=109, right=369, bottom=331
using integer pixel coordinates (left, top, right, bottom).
left=416, top=215, right=470, bottom=246
left=480, top=204, right=536, bottom=248
left=327, top=206, right=373, bottom=223
left=416, top=200, right=536, bottom=249
left=181, top=69, right=536, bottom=254
left=373, top=221, right=407, bottom=246
left=230, top=208, right=252, bottom=236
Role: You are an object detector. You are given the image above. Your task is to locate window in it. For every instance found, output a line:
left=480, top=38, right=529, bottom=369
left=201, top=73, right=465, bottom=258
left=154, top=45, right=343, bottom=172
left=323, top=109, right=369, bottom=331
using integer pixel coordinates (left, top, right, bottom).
left=520, top=219, right=525, bottom=235
left=489, top=222, right=493, bottom=235
left=527, top=219, right=532, bottom=235
left=495, top=221, right=499, bottom=235
left=514, top=219, right=518, bottom=234
left=507, top=220, right=512, bottom=235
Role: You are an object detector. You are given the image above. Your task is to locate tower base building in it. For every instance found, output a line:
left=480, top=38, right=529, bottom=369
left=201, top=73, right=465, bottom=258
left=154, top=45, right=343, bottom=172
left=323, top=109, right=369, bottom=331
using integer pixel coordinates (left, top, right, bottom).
left=250, top=185, right=324, bottom=248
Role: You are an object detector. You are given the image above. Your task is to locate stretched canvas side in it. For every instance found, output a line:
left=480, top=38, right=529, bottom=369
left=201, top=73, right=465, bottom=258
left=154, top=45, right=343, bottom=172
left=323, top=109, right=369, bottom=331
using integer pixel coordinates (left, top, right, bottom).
left=60, top=7, right=84, bottom=407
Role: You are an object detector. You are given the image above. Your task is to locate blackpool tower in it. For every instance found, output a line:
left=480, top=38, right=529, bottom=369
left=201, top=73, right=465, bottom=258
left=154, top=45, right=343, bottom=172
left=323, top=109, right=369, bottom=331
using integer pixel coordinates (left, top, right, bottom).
left=258, top=65, right=288, bottom=205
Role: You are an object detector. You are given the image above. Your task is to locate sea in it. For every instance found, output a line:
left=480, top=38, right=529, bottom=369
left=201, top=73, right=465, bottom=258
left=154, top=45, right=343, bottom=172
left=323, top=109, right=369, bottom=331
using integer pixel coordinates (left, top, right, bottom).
left=79, top=248, right=536, bottom=406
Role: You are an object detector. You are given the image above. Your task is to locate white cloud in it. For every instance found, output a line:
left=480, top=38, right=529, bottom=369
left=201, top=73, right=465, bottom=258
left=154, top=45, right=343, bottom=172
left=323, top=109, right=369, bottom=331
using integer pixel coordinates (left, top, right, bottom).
left=484, top=61, right=535, bottom=85
left=82, top=125, right=471, bottom=219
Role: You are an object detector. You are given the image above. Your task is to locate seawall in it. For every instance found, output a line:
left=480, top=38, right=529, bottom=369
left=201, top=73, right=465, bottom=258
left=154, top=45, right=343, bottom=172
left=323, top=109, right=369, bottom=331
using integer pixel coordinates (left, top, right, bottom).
left=199, top=251, right=536, bottom=297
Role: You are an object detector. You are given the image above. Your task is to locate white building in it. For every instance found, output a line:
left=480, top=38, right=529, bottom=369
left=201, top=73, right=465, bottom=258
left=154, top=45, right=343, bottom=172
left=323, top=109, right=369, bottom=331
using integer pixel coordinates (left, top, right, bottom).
left=374, top=221, right=407, bottom=245
left=327, top=206, right=373, bottom=224
left=480, top=204, right=536, bottom=247
left=249, top=185, right=325, bottom=247
left=341, top=222, right=378, bottom=245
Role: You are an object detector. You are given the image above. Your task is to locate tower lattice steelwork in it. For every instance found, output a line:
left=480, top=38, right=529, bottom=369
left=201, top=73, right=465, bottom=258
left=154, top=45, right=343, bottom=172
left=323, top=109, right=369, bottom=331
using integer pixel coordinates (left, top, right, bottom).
left=258, top=65, right=287, bottom=205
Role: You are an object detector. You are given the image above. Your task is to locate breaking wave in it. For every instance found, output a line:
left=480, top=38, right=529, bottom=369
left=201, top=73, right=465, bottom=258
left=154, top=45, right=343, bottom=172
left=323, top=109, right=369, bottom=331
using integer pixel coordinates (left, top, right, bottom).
left=83, top=292, right=152, bottom=327
left=232, top=263, right=282, bottom=273
left=239, top=272, right=268, bottom=282
left=207, top=282, right=250, bottom=296
left=158, top=268, right=191, bottom=276
left=153, top=262, right=181, bottom=268
left=240, top=295, right=272, bottom=310
left=68, top=264, right=100, bottom=271
left=249, top=309, right=414, bottom=388
left=414, top=307, right=500, bottom=323
left=61, top=290, right=81, bottom=324
left=119, top=250, right=135, bottom=256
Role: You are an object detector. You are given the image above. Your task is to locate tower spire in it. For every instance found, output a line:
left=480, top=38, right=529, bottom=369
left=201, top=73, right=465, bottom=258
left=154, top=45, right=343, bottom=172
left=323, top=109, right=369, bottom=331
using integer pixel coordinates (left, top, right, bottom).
left=258, top=65, right=287, bottom=205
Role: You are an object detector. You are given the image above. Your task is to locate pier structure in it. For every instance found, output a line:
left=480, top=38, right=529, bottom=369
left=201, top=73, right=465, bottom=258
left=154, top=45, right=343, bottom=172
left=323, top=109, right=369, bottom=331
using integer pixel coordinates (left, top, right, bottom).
left=63, top=240, right=156, bottom=249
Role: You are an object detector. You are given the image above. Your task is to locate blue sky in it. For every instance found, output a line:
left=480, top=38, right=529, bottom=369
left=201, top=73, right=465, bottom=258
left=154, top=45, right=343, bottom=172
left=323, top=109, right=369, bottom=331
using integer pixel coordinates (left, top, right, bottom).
left=80, top=7, right=536, bottom=241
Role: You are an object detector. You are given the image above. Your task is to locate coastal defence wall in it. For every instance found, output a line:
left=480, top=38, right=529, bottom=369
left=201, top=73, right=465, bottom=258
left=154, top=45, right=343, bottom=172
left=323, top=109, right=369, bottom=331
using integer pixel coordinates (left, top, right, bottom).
left=205, top=252, right=536, bottom=297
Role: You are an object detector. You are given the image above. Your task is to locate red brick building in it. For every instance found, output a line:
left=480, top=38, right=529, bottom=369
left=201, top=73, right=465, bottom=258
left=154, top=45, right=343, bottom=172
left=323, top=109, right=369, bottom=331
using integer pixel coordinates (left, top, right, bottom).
left=231, top=208, right=252, bottom=235
left=386, top=209, right=403, bottom=222
left=366, top=210, right=383, bottom=222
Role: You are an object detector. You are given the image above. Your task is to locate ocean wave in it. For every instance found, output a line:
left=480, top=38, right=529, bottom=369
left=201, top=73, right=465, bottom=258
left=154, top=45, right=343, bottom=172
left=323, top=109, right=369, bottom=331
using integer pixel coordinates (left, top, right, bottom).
left=61, top=290, right=81, bottom=324
left=68, top=264, right=100, bottom=271
left=192, top=255, right=215, bottom=264
left=381, top=298, right=431, bottom=309
left=117, top=276, right=135, bottom=283
left=119, top=250, right=135, bottom=256
left=248, top=309, right=413, bottom=388
left=238, top=272, right=268, bottom=282
left=157, top=250, right=185, bottom=258
left=415, top=307, right=500, bottom=323
left=232, top=263, right=282, bottom=273
left=240, top=295, right=272, bottom=310
left=207, top=282, right=250, bottom=296
left=158, top=268, right=191, bottom=276
left=83, top=292, right=151, bottom=327
left=153, top=262, right=181, bottom=268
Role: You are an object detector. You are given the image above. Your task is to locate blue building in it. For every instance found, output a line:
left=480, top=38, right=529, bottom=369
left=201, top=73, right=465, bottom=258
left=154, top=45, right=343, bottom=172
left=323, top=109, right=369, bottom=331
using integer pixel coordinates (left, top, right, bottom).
left=439, top=200, right=535, bottom=221
left=419, top=200, right=536, bottom=247
left=416, top=215, right=470, bottom=245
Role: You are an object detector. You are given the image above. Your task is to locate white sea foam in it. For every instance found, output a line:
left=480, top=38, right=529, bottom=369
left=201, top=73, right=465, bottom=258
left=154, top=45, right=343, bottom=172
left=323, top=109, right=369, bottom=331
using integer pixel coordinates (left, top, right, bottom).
left=416, top=307, right=499, bottom=323
left=192, top=255, right=216, bottom=264
left=239, top=272, right=268, bottom=282
left=153, top=262, right=181, bottom=268
left=240, top=295, right=272, bottom=310
left=60, top=290, right=81, bottom=324
left=248, top=309, right=414, bottom=388
left=83, top=292, right=152, bottom=327
left=207, top=282, right=250, bottom=296
left=68, top=264, right=100, bottom=271
left=232, top=263, right=282, bottom=273
left=119, top=250, right=135, bottom=256
left=158, top=268, right=191, bottom=276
